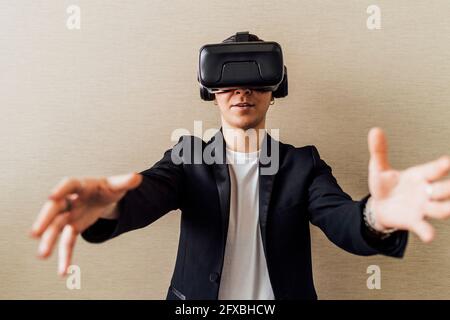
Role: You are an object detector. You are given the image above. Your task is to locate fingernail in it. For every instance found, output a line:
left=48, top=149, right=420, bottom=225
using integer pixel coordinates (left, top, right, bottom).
left=442, top=156, right=450, bottom=167
left=29, top=229, right=38, bottom=238
left=58, top=264, right=66, bottom=276
left=31, top=222, right=40, bottom=233
left=38, top=243, right=48, bottom=256
left=107, top=174, right=132, bottom=186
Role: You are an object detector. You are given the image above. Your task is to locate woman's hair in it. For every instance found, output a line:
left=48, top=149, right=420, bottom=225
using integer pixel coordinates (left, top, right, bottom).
left=222, top=33, right=264, bottom=43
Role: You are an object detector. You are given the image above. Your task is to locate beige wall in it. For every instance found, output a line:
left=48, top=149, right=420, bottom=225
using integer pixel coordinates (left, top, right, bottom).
left=1, top=0, right=449, bottom=299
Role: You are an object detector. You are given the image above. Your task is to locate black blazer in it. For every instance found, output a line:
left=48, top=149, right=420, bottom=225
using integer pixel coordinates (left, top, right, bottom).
left=82, top=128, right=408, bottom=300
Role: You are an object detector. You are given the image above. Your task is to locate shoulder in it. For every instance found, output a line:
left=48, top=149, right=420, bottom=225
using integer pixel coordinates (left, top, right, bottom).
left=277, top=142, right=332, bottom=176
left=279, top=141, right=319, bottom=160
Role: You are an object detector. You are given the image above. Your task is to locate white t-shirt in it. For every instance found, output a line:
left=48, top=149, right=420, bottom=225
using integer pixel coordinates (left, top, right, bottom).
left=217, top=147, right=275, bottom=300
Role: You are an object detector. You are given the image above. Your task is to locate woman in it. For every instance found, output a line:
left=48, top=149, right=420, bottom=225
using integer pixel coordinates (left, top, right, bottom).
left=30, top=33, right=450, bottom=300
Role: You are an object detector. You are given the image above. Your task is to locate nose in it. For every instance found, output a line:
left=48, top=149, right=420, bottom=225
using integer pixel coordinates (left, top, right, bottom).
left=233, top=88, right=252, bottom=96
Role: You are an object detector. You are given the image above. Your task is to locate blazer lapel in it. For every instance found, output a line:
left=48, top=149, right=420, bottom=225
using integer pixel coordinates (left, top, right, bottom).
left=209, top=129, right=231, bottom=253
left=258, top=132, right=277, bottom=258
left=209, top=128, right=279, bottom=259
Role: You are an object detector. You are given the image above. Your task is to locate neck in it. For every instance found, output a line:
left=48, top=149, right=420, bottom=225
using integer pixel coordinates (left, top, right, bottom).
left=221, top=120, right=266, bottom=153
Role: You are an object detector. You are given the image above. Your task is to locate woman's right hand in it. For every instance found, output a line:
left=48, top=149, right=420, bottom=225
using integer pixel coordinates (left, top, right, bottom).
left=30, top=173, right=143, bottom=276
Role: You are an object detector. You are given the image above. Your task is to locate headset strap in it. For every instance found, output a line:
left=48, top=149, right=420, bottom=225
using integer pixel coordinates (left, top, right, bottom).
left=235, top=31, right=250, bottom=42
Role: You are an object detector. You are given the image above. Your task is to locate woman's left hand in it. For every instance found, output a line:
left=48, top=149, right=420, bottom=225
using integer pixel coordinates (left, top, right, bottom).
left=367, top=127, right=450, bottom=243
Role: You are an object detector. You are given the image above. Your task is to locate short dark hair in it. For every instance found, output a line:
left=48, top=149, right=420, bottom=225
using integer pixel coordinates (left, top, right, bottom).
left=222, top=33, right=264, bottom=43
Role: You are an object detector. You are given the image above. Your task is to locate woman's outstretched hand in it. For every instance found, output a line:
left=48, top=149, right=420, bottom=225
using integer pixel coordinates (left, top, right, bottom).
left=30, top=173, right=143, bottom=276
left=367, top=127, right=450, bottom=242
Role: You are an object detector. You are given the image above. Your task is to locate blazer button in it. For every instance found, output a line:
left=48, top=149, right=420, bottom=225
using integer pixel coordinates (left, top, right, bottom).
left=209, top=272, right=220, bottom=283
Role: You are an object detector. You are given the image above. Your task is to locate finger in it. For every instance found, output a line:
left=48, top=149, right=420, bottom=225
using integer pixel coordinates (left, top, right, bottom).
left=417, top=155, right=450, bottom=182
left=31, top=198, right=69, bottom=238
left=48, top=177, right=84, bottom=201
left=58, top=225, right=78, bottom=276
left=426, top=179, right=450, bottom=201
left=410, top=220, right=435, bottom=243
left=424, top=200, right=450, bottom=220
left=37, top=212, right=70, bottom=258
left=368, top=127, right=391, bottom=172
left=106, top=173, right=143, bottom=192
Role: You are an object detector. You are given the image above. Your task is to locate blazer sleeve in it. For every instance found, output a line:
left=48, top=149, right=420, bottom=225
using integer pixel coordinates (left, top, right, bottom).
left=81, top=137, right=186, bottom=244
left=307, top=145, right=408, bottom=258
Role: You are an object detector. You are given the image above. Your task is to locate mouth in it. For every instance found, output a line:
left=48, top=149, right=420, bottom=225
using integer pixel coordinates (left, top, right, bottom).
left=232, top=102, right=255, bottom=108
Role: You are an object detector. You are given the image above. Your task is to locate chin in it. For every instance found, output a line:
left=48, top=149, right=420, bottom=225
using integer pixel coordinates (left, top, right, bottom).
left=229, top=117, right=260, bottom=130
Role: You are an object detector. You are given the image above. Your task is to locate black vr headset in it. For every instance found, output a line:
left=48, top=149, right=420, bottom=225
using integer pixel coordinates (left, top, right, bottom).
left=198, top=31, right=288, bottom=101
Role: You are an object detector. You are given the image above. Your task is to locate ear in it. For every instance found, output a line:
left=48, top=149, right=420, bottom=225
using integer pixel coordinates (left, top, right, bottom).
left=269, top=94, right=275, bottom=105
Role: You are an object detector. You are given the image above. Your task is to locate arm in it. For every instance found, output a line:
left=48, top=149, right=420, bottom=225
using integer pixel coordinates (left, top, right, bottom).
left=81, top=140, right=185, bottom=243
left=307, top=145, right=408, bottom=257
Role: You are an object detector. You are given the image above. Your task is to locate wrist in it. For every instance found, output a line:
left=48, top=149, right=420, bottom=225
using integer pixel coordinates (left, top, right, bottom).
left=364, top=197, right=397, bottom=236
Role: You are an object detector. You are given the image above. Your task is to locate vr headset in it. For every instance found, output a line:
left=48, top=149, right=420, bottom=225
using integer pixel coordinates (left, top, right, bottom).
left=198, top=31, right=288, bottom=101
